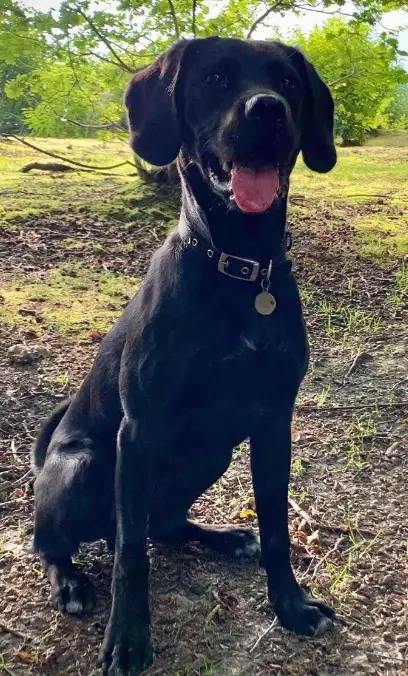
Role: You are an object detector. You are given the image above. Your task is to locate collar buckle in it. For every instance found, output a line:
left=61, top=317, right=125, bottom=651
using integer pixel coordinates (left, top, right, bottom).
left=217, top=253, right=260, bottom=282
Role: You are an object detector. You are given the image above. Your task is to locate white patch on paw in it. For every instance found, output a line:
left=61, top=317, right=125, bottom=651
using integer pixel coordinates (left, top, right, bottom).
left=313, top=615, right=333, bottom=636
left=65, top=599, right=84, bottom=614
left=242, top=538, right=261, bottom=556
left=233, top=536, right=261, bottom=558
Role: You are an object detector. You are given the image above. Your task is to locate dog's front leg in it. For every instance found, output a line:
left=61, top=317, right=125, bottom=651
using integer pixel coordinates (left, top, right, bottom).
left=99, top=417, right=153, bottom=676
left=251, top=416, right=335, bottom=637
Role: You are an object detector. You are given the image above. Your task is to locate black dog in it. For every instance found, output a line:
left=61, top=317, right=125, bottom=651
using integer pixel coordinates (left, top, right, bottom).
left=32, top=37, right=336, bottom=676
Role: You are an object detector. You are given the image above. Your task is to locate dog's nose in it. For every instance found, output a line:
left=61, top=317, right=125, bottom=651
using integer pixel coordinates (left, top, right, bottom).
left=245, top=94, right=287, bottom=123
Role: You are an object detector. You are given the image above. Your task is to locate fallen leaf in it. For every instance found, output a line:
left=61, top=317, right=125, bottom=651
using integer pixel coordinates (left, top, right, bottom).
left=10, top=488, right=24, bottom=498
left=17, top=650, right=34, bottom=663
left=240, top=508, right=257, bottom=519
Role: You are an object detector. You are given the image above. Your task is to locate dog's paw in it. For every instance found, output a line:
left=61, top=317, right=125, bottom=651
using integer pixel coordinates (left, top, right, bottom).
left=49, top=567, right=96, bottom=615
left=231, top=529, right=261, bottom=559
left=272, top=587, right=335, bottom=636
left=99, top=626, right=153, bottom=676
left=210, top=526, right=260, bottom=559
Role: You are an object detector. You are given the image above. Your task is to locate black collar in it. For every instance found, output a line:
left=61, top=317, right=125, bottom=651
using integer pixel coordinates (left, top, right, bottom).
left=183, top=230, right=293, bottom=284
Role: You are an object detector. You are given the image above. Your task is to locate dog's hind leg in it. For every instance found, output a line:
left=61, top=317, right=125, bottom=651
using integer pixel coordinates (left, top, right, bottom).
left=31, top=399, right=71, bottom=475
left=156, top=520, right=260, bottom=559
left=150, top=448, right=260, bottom=559
left=40, top=553, right=96, bottom=615
left=33, top=447, right=115, bottom=615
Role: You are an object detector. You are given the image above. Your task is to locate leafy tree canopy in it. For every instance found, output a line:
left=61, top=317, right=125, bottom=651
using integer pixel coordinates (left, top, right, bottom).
left=291, top=18, right=408, bottom=142
left=0, top=0, right=407, bottom=139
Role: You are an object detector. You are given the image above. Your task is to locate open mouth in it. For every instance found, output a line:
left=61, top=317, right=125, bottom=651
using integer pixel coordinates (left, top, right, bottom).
left=207, top=161, right=281, bottom=214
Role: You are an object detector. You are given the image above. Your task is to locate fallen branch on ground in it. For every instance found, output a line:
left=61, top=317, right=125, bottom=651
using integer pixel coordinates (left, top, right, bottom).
left=0, top=134, right=135, bottom=171
left=288, top=497, right=375, bottom=537
left=342, top=351, right=372, bottom=384
left=296, top=401, right=408, bottom=412
left=288, top=496, right=314, bottom=529
left=20, top=162, right=76, bottom=173
left=0, top=498, right=30, bottom=509
left=0, top=621, right=32, bottom=641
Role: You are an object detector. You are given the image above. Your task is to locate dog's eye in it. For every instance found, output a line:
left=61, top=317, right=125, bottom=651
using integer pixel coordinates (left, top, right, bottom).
left=282, top=76, right=298, bottom=90
left=205, top=73, right=229, bottom=90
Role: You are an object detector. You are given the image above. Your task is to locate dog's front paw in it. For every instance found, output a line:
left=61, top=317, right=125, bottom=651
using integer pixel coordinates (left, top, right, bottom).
left=272, top=587, right=335, bottom=637
left=99, top=624, right=153, bottom=676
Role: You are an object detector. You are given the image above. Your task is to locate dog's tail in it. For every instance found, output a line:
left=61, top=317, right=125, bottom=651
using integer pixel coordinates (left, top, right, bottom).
left=31, top=399, right=71, bottom=476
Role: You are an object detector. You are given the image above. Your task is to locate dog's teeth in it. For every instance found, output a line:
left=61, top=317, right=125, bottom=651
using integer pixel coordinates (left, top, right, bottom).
left=222, top=162, right=230, bottom=173
left=229, top=195, right=235, bottom=201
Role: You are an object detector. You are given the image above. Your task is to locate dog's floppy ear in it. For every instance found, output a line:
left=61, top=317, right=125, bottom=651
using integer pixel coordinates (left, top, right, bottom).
left=290, top=49, right=336, bottom=173
left=124, top=40, right=190, bottom=166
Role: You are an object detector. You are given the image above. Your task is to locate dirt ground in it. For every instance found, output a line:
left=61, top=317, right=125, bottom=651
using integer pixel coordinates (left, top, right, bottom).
left=0, top=172, right=407, bottom=675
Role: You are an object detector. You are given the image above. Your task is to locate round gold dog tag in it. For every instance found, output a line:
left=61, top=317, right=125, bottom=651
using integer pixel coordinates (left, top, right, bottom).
left=255, top=291, right=276, bottom=315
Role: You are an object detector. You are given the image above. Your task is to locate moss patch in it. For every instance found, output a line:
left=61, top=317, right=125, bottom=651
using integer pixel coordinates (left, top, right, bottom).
left=352, top=212, right=408, bottom=260
left=0, top=136, right=134, bottom=222
left=0, top=263, right=139, bottom=337
left=292, top=145, right=408, bottom=204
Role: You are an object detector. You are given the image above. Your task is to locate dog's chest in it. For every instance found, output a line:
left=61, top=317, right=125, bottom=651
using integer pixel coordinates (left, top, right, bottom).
left=177, top=318, right=302, bottom=408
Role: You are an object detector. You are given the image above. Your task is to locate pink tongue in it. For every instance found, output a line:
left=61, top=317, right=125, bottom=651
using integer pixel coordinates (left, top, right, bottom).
left=231, top=166, right=279, bottom=213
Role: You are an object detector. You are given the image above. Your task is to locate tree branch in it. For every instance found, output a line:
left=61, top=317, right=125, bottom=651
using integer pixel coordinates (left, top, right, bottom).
left=60, top=117, right=127, bottom=132
left=246, top=0, right=287, bottom=39
left=168, top=0, right=180, bottom=38
left=192, top=0, right=197, bottom=37
left=328, top=70, right=365, bottom=86
left=292, top=3, right=399, bottom=34
left=0, top=134, right=135, bottom=170
left=72, top=4, right=134, bottom=72
left=328, top=65, right=402, bottom=87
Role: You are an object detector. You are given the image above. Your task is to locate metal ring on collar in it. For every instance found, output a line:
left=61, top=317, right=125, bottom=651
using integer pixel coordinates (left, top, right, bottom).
left=265, top=259, right=273, bottom=282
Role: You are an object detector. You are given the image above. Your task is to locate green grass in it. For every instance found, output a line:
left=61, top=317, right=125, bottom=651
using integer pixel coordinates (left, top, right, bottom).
left=2, top=133, right=408, bottom=224
left=0, top=136, right=134, bottom=222
left=344, top=440, right=367, bottom=470
left=1, top=263, right=139, bottom=337
left=346, top=414, right=378, bottom=440
left=0, top=133, right=407, bottom=344
left=176, top=662, right=217, bottom=676
left=313, top=385, right=331, bottom=407
left=327, top=530, right=381, bottom=597
left=391, top=263, right=408, bottom=310
left=353, top=212, right=408, bottom=260
left=365, top=130, right=408, bottom=147
left=292, top=457, right=306, bottom=477
left=293, top=144, right=408, bottom=204
left=318, top=299, right=382, bottom=345
left=0, top=138, right=181, bottom=228
left=0, top=652, right=15, bottom=676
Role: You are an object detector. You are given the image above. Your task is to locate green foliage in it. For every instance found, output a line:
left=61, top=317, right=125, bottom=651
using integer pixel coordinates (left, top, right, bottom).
left=5, top=60, right=128, bottom=137
left=386, top=84, right=408, bottom=129
left=0, top=0, right=407, bottom=139
left=292, top=19, right=408, bottom=144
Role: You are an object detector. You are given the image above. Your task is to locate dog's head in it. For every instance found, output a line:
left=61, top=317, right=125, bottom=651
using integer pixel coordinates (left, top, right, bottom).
left=125, top=37, right=336, bottom=214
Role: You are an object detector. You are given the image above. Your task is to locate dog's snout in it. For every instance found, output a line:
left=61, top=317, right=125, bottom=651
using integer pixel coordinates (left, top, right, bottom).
left=245, top=94, right=286, bottom=123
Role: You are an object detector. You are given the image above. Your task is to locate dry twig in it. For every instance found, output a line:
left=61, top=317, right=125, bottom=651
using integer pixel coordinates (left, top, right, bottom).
left=311, top=535, right=347, bottom=579
left=296, top=401, right=408, bottom=412
left=0, top=620, right=32, bottom=641
left=249, top=618, right=278, bottom=653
